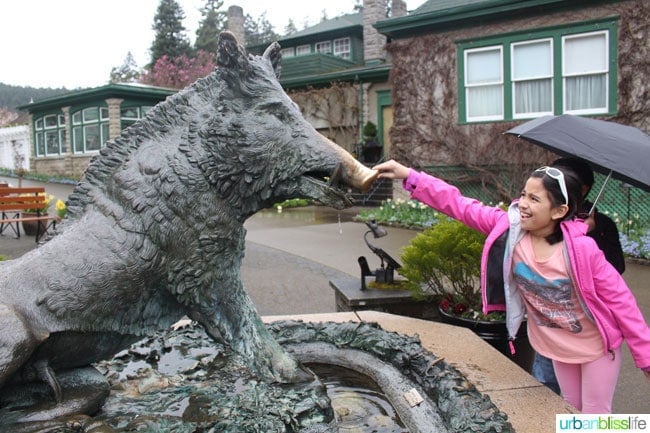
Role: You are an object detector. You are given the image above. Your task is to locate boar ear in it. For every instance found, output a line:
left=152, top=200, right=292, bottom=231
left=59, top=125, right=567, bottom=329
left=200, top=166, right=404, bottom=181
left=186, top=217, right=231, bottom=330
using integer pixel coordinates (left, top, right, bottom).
left=263, top=42, right=282, bottom=79
left=217, top=31, right=249, bottom=71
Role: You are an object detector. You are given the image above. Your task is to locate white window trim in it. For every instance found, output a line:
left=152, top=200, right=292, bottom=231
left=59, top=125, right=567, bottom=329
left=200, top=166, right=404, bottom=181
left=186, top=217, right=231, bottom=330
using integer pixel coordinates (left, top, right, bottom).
left=464, top=45, right=504, bottom=122
left=561, top=30, right=609, bottom=115
left=296, top=44, right=311, bottom=56
left=511, top=38, right=554, bottom=119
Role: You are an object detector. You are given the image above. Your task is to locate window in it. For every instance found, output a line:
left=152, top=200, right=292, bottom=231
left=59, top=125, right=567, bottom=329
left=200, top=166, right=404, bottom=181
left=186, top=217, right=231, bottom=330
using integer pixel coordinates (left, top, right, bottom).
left=333, top=37, right=351, bottom=59
left=34, top=113, right=66, bottom=157
left=71, top=106, right=109, bottom=153
left=563, top=31, right=608, bottom=114
left=512, top=39, right=553, bottom=118
left=296, top=44, right=311, bottom=56
left=315, top=41, right=331, bottom=54
left=120, top=105, right=152, bottom=129
left=280, top=47, right=295, bottom=58
left=465, top=46, right=503, bottom=121
left=458, top=20, right=617, bottom=123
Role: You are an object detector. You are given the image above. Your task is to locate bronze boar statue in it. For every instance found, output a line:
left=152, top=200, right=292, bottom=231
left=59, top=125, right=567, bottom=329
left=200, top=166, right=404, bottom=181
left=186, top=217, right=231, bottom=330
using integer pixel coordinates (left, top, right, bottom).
left=0, top=31, right=377, bottom=425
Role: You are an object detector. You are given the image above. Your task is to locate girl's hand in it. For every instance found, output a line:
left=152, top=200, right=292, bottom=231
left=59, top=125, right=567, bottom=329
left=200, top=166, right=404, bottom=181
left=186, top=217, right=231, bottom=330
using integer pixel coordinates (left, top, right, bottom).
left=372, top=160, right=411, bottom=180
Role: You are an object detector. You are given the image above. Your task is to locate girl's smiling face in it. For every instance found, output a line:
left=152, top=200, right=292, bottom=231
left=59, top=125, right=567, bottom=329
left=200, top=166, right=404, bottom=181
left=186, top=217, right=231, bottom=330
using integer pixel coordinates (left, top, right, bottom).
left=518, top=177, right=568, bottom=238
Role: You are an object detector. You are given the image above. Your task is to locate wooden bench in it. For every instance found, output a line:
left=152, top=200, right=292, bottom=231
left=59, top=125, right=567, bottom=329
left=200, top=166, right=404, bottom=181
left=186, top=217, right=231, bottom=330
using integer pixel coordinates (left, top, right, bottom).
left=0, top=186, right=58, bottom=242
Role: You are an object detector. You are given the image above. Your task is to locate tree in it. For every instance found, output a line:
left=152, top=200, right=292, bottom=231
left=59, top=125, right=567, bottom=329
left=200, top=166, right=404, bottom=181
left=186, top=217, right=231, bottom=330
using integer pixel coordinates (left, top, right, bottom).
left=283, top=19, right=297, bottom=36
left=149, top=0, right=192, bottom=68
left=244, top=12, right=279, bottom=47
left=140, top=50, right=215, bottom=89
left=195, top=0, right=226, bottom=53
left=109, top=52, right=141, bottom=83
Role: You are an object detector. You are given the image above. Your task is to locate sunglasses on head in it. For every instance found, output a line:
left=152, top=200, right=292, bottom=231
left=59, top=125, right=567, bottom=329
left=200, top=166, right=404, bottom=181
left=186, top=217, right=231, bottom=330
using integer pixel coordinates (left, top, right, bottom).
left=535, top=166, right=568, bottom=205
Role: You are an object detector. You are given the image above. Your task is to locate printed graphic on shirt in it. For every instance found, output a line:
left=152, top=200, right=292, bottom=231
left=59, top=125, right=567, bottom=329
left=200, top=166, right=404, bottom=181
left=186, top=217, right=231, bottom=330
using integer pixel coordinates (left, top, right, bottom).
left=513, top=262, right=582, bottom=333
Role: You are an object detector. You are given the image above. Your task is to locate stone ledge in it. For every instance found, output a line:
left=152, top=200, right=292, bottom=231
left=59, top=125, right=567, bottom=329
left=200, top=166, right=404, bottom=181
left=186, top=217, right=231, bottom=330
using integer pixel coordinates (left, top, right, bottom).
left=263, top=311, right=578, bottom=433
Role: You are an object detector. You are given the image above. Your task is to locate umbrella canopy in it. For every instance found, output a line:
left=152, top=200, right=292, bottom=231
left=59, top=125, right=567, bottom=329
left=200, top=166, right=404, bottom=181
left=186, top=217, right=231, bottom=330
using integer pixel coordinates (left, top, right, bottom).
left=505, top=114, right=650, bottom=192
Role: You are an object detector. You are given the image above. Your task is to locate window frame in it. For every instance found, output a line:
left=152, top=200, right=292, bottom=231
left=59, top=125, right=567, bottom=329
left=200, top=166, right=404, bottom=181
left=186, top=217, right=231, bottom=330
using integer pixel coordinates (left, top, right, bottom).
left=464, top=45, right=504, bottom=122
left=71, top=105, right=109, bottom=154
left=33, top=113, right=66, bottom=157
left=296, top=44, right=311, bottom=56
left=315, top=41, right=331, bottom=54
left=457, top=18, right=618, bottom=123
left=333, top=37, right=351, bottom=59
left=511, top=38, right=554, bottom=119
left=561, top=30, right=610, bottom=115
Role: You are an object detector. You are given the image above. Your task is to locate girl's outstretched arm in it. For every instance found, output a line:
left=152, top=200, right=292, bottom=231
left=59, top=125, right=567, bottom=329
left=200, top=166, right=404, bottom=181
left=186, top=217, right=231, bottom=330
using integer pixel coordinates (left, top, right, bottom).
left=373, top=160, right=411, bottom=180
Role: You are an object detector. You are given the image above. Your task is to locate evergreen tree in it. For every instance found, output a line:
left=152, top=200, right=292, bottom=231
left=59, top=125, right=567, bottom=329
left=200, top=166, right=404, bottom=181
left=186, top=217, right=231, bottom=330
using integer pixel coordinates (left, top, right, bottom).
left=195, top=0, right=226, bottom=53
left=283, top=19, right=297, bottom=36
left=149, top=0, right=192, bottom=68
left=244, top=12, right=279, bottom=47
left=109, top=52, right=141, bottom=83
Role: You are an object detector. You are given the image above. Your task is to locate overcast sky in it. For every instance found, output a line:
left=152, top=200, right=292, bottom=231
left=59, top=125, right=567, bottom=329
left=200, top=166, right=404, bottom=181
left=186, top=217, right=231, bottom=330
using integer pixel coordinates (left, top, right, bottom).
left=1, top=0, right=424, bottom=89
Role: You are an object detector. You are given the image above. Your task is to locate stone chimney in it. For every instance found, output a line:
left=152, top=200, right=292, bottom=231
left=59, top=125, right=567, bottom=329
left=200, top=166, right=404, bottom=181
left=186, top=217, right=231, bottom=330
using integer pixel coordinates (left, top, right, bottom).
left=391, top=0, right=407, bottom=18
left=363, top=0, right=388, bottom=64
left=226, top=5, right=245, bottom=46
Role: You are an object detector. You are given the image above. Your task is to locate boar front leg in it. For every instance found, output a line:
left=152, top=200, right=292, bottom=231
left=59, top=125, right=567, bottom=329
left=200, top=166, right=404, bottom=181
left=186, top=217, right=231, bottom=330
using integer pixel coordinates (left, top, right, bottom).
left=188, top=279, right=313, bottom=383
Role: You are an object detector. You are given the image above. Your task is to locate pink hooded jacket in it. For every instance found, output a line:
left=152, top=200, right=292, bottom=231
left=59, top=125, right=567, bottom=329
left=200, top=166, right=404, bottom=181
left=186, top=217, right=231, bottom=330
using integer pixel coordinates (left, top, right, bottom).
left=404, top=170, right=650, bottom=371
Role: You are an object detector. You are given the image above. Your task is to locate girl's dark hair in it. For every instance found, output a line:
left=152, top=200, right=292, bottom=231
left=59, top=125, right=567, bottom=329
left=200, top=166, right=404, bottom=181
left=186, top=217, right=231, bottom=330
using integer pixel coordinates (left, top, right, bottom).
left=530, top=167, right=582, bottom=244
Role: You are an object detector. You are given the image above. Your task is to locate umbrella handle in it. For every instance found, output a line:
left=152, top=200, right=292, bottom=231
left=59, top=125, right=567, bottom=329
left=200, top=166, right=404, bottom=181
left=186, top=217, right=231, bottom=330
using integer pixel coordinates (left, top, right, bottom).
left=589, top=171, right=612, bottom=214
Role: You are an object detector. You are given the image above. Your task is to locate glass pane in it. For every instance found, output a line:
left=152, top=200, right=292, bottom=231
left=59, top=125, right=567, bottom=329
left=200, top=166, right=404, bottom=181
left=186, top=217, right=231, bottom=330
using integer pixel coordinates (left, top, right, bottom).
left=35, top=118, right=43, bottom=129
left=58, top=114, right=65, bottom=126
left=142, top=106, right=153, bottom=116
left=466, top=48, right=502, bottom=84
left=565, top=74, right=607, bottom=111
left=101, top=123, right=109, bottom=144
left=85, top=124, right=101, bottom=151
left=45, top=131, right=59, bottom=154
left=60, top=130, right=67, bottom=153
left=316, top=41, right=331, bottom=53
left=280, top=48, right=294, bottom=57
left=72, top=111, right=82, bottom=124
left=36, top=132, right=45, bottom=156
left=121, top=120, right=137, bottom=129
left=467, top=85, right=503, bottom=118
left=564, top=33, right=606, bottom=74
left=73, top=127, right=84, bottom=153
left=44, top=115, right=58, bottom=128
left=514, top=78, right=553, bottom=114
left=296, top=45, right=310, bottom=55
left=100, top=107, right=109, bottom=120
left=83, top=107, right=98, bottom=122
left=121, top=107, right=139, bottom=118
left=513, top=40, right=552, bottom=79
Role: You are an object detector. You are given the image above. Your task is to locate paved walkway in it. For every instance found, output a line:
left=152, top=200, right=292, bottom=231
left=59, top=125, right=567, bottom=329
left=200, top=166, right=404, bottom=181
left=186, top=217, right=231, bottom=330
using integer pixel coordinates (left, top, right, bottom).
left=1, top=176, right=648, bottom=415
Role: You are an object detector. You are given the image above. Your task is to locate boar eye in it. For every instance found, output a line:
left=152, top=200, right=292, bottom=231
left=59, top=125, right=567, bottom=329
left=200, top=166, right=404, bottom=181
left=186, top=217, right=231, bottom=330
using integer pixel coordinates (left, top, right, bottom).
left=272, top=110, right=288, bottom=122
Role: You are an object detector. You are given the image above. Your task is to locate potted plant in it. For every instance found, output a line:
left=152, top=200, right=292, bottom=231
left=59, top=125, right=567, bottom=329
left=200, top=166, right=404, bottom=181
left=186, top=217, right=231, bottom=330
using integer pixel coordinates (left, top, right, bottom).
left=398, top=217, right=533, bottom=371
left=360, top=121, right=382, bottom=163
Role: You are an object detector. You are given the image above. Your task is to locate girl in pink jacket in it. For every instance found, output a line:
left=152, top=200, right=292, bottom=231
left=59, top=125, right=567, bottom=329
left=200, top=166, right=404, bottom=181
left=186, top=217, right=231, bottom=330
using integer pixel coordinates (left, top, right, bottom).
left=374, top=160, right=650, bottom=413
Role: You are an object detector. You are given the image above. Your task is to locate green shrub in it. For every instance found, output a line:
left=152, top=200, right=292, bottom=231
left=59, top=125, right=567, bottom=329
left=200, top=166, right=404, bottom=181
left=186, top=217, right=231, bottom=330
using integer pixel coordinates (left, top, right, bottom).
left=399, top=218, right=487, bottom=316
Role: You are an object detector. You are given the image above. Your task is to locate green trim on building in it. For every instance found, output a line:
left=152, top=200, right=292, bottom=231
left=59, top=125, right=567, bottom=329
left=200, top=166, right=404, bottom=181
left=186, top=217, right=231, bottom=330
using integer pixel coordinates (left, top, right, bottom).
left=375, top=0, right=621, bottom=38
left=17, top=83, right=175, bottom=113
left=456, top=17, right=619, bottom=123
left=280, top=63, right=391, bottom=89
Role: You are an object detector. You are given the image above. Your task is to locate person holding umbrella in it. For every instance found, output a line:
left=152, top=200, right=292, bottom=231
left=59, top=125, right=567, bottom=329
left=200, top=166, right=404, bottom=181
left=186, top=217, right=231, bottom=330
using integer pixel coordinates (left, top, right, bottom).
left=531, top=157, right=627, bottom=395
left=373, top=159, right=650, bottom=413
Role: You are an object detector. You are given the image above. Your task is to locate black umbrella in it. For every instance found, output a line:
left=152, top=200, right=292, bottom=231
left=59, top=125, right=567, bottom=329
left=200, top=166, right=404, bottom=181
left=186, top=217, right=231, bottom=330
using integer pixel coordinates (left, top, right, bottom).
left=505, top=114, right=650, bottom=208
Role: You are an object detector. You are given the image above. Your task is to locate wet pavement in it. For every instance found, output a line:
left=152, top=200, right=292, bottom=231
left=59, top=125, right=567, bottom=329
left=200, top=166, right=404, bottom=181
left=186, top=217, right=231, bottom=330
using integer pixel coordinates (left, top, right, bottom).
left=1, top=176, right=648, bottom=415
